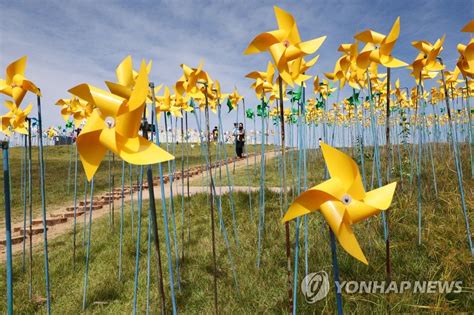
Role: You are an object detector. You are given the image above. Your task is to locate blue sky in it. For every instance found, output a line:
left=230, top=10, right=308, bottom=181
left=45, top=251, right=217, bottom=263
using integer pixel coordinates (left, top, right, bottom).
left=0, top=0, right=472, bottom=130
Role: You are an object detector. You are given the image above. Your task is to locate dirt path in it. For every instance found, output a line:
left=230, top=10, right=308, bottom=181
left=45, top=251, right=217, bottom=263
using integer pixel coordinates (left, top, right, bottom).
left=0, top=151, right=281, bottom=260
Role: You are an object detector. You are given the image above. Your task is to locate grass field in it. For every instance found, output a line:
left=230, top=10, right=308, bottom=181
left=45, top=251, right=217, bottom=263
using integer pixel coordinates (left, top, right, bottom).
left=0, top=142, right=473, bottom=313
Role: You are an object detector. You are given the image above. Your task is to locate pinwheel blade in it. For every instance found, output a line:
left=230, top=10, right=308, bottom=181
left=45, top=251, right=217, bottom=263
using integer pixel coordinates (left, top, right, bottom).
left=116, top=55, right=134, bottom=87
left=6, top=56, right=27, bottom=83
left=119, top=136, right=175, bottom=165
left=320, top=142, right=365, bottom=200
left=336, top=217, right=369, bottom=265
left=364, top=182, right=397, bottom=210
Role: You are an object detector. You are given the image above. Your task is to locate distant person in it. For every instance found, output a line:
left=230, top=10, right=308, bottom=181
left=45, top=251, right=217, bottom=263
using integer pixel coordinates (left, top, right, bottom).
left=232, top=122, right=239, bottom=156
left=212, top=126, right=219, bottom=142
left=236, top=123, right=245, bottom=158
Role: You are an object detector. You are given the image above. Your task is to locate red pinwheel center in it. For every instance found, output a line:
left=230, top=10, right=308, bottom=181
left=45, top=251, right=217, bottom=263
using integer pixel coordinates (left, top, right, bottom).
left=282, top=39, right=290, bottom=48
left=341, top=194, right=352, bottom=205
left=105, top=116, right=115, bottom=128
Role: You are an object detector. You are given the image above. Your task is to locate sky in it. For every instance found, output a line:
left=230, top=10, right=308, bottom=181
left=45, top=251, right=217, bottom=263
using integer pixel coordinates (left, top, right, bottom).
left=0, top=0, right=473, bottom=132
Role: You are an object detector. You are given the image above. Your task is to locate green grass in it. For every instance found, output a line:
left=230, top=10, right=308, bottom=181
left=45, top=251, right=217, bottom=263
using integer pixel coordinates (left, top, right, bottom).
left=0, top=142, right=473, bottom=313
left=0, top=143, right=258, bottom=226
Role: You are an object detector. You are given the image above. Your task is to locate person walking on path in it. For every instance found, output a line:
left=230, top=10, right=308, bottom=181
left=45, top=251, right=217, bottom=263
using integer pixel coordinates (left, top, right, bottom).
left=236, top=123, right=245, bottom=158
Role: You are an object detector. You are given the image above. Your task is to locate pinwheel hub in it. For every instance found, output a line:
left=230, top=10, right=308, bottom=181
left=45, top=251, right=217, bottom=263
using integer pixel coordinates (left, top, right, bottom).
left=341, top=194, right=352, bottom=205
left=105, top=116, right=115, bottom=128
left=282, top=39, right=290, bottom=48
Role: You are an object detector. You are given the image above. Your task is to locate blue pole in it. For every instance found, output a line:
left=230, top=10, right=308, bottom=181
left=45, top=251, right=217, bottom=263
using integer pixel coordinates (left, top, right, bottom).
left=72, top=142, right=78, bottom=270
left=82, top=177, right=95, bottom=311
left=132, top=167, right=144, bottom=314
left=118, top=160, right=125, bottom=280
left=152, top=85, right=177, bottom=314
left=21, top=134, right=27, bottom=272
left=2, top=141, right=13, bottom=315
left=36, top=93, right=51, bottom=314
left=329, top=228, right=343, bottom=315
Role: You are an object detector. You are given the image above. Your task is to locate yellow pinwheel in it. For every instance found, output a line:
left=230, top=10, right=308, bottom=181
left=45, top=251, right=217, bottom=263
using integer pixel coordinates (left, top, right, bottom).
left=456, top=42, right=474, bottom=79
left=281, top=56, right=318, bottom=86
left=156, top=86, right=183, bottom=118
left=246, top=62, right=276, bottom=98
left=456, top=20, right=474, bottom=79
left=105, top=55, right=154, bottom=99
left=69, top=61, right=174, bottom=181
left=244, top=6, right=326, bottom=84
left=325, top=42, right=365, bottom=89
left=1, top=101, right=32, bottom=135
left=176, top=62, right=212, bottom=98
left=56, top=96, right=93, bottom=127
left=314, top=76, right=337, bottom=100
left=354, top=17, right=407, bottom=69
left=0, top=56, right=41, bottom=106
left=47, top=127, right=58, bottom=139
left=227, top=87, right=243, bottom=111
left=439, top=67, right=463, bottom=88
left=410, top=36, right=445, bottom=82
left=173, top=85, right=193, bottom=112
left=283, top=143, right=397, bottom=264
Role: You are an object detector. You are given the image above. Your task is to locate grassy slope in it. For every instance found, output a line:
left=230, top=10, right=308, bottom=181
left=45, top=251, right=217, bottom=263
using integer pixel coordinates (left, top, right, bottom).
left=0, top=143, right=473, bottom=313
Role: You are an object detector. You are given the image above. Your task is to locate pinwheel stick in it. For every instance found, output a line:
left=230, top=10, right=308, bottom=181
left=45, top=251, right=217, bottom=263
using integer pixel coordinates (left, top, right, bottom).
left=242, top=98, right=253, bottom=221
left=148, top=83, right=169, bottom=314
left=278, top=75, right=293, bottom=313
left=202, top=83, right=219, bottom=315
left=36, top=93, right=51, bottom=314
left=72, top=143, right=79, bottom=270
left=26, top=118, right=33, bottom=299
left=464, top=78, right=473, bottom=179
left=2, top=141, right=13, bottom=315
left=180, top=114, right=186, bottom=262
left=329, top=228, right=343, bottom=315
left=21, top=134, right=27, bottom=272
left=385, top=67, right=392, bottom=282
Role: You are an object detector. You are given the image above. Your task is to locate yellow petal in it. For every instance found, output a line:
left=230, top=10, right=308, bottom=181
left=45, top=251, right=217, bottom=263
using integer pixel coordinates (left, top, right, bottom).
left=319, top=200, right=346, bottom=233
left=99, top=127, right=118, bottom=153
left=320, top=142, right=365, bottom=200
left=22, top=79, right=41, bottom=96
left=105, top=81, right=131, bottom=99
left=119, top=136, right=174, bottom=165
left=6, top=56, right=27, bottom=84
left=116, top=55, right=134, bottom=87
left=282, top=178, right=345, bottom=222
left=244, top=32, right=281, bottom=54
left=331, top=214, right=369, bottom=265
left=354, top=30, right=385, bottom=44
left=69, top=84, right=124, bottom=117
left=364, top=182, right=397, bottom=210
left=380, top=17, right=401, bottom=57
left=77, top=128, right=107, bottom=181
left=299, top=36, right=326, bottom=55
left=345, top=199, right=378, bottom=225
left=126, top=61, right=148, bottom=111
left=461, top=19, right=474, bottom=32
